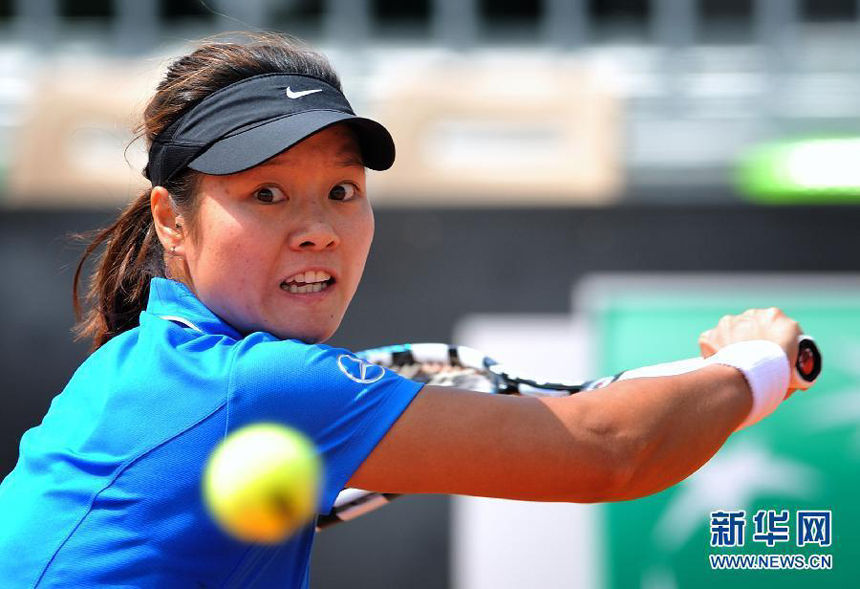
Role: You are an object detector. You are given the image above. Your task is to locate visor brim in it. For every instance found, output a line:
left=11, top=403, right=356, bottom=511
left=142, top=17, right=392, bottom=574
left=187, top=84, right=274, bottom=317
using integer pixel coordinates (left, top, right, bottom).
left=187, top=111, right=395, bottom=175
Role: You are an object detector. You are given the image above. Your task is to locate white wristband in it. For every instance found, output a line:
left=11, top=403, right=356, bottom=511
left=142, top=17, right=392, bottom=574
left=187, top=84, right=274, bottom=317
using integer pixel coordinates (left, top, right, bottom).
left=705, top=340, right=791, bottom=431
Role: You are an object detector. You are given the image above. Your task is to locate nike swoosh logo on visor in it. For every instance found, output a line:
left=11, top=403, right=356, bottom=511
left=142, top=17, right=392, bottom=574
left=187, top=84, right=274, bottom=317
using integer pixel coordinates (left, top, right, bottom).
left=286, top=87, right=323, bottom=99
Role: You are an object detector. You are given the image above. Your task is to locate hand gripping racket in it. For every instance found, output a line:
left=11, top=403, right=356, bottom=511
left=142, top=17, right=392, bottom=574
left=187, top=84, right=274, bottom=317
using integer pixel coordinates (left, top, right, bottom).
left=317, top=337, right=821, bottom=530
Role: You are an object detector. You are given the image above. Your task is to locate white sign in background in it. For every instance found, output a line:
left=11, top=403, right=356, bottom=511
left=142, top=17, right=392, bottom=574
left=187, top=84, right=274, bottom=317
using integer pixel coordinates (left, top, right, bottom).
left=452, top=314, right=604, bottom=589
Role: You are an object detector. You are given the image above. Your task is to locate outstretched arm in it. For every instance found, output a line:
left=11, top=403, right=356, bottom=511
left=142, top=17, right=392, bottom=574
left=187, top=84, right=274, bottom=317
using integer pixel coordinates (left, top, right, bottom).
left=348, top=364, right=750, bottom=502
left=348, top=307, right=802, bottom=503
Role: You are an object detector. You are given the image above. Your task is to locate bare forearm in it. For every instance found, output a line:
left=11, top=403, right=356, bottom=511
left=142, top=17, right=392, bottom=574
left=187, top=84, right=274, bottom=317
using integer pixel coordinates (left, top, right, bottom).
left=352, top=365, right=754, bottom=503
left=585, top=364, right=752, bottom=501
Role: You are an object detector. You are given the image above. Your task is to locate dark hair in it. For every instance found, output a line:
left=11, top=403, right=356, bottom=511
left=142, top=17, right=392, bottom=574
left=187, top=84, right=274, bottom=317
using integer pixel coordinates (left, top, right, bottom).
left=72, top=32, right=342, bottom=352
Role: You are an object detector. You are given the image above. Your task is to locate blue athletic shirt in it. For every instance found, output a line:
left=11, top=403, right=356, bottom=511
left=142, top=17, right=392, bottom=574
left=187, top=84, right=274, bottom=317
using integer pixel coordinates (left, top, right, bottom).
left=0, top=277, right=423, bottom=587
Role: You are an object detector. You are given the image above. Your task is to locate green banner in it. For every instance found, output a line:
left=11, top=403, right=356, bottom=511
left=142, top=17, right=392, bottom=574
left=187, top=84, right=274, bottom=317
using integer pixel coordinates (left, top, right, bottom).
left=582, top=276, right=858, bottom=588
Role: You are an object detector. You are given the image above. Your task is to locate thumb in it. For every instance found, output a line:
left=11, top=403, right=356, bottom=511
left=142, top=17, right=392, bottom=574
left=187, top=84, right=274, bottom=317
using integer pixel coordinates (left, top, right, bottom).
left=699, top=330, right=718, bottom=359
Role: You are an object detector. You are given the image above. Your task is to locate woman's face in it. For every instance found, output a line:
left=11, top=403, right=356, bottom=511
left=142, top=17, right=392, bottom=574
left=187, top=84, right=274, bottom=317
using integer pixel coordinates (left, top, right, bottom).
left=176, top=124, right=373, bottom=343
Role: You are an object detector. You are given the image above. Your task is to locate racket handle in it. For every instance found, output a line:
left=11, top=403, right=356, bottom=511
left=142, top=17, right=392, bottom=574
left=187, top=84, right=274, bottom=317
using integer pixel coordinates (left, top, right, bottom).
left=616, top=336, right=821, bottom=391
left=317, top=490, right=400, bottom=531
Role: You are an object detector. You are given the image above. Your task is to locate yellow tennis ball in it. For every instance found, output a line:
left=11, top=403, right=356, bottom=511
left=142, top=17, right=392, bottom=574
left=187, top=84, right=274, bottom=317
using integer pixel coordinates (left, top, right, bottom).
left=202, top=423, right=322, bottom=544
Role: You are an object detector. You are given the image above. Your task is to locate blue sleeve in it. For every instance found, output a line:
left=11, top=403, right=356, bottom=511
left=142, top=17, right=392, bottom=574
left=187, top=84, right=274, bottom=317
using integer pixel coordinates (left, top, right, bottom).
left=228, top=334, right=424, bottom=514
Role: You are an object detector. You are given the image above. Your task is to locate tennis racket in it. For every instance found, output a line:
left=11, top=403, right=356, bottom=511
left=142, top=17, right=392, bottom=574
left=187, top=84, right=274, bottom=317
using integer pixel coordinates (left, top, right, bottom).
left=317, top=336, right=821, bottom=530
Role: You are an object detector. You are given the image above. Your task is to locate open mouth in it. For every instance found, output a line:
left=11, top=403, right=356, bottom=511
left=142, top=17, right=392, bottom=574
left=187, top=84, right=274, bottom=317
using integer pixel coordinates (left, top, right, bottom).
left=280, top=270, right=335, bottom=294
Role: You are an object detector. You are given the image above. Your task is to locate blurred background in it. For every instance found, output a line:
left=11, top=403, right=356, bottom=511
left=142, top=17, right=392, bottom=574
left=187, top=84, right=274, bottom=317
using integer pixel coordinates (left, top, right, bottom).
left=1, top=1, right=859, bottom=587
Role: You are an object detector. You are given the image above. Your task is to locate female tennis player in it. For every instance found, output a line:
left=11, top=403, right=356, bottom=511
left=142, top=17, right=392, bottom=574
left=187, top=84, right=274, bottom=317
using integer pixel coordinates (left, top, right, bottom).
left=0, top=33, right=807, bottom=587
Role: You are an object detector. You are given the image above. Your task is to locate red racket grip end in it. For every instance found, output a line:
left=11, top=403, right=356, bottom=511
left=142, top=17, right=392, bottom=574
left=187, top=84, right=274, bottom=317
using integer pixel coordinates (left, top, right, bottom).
left=792, top=336, right=821, bottom=391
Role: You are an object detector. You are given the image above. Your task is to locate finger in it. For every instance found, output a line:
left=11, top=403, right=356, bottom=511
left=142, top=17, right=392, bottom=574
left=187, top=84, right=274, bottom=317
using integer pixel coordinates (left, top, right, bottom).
left=700, top=345, right=718, bottom=359
left=765, top=306, right=785, bottom=319
left=699, top=330, right=718, bottom=358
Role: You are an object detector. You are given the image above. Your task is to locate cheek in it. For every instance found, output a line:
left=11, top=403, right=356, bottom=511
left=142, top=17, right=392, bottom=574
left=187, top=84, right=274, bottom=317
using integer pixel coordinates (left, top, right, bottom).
left=192, top=226, right=265, bottom=322
left=349, top=208, right=374, bottom=268
left=190, top=216, right=264, bottom=283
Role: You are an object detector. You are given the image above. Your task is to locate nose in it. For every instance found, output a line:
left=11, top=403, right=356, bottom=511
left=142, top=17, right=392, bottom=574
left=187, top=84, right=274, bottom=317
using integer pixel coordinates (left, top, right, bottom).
left=287, top=205, right=340, bottom=252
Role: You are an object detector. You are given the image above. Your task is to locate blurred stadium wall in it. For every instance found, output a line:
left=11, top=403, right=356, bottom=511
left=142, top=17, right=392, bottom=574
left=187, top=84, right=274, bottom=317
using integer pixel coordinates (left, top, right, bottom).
left=2, top=1, right=860, bottom=588
left=5, top=0, right=860, bottom=205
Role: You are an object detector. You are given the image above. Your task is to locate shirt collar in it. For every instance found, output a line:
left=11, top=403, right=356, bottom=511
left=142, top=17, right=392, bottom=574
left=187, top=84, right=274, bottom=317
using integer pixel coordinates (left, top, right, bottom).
left=144, top=277, right=242, bottom=339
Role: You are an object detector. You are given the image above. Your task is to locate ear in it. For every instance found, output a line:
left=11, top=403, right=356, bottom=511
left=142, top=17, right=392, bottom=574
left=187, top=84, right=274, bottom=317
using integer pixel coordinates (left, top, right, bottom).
left=150, top=186, right=185, bottom=255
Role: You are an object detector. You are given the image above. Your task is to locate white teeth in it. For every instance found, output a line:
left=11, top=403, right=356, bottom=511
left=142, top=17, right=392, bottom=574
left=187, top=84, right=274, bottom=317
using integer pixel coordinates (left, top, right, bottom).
left=281, top=275, right=332, bottom=293
left=285, top=270, right=332, bottom=284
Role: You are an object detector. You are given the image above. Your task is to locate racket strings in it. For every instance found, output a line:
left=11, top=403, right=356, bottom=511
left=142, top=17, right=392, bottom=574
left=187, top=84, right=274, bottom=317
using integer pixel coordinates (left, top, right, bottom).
left=388, top=362, right=496, bottom=392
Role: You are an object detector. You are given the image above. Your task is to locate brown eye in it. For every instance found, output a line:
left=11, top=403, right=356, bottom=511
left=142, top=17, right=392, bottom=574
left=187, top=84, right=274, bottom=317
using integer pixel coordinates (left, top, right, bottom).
left=329, top=183, right=356, bottom=201
left=254, top=186, right=285, bottom=204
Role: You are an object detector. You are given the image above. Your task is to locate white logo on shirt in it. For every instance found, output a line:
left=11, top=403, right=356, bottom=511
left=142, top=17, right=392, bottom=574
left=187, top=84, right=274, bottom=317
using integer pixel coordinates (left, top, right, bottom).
left=337, top=354, right=385, bottom=384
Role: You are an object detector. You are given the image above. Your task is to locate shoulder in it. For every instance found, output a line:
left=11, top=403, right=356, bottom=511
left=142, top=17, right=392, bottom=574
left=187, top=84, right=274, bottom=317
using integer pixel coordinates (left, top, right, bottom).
left=231, top=334, right=355, bottom=383
left=229, top=334, right=418, bottom=407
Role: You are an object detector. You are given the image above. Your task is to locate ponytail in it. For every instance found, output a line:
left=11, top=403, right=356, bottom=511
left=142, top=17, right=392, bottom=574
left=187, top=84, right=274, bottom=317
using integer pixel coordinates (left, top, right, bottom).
left=72, top=189, right=165, bottom=352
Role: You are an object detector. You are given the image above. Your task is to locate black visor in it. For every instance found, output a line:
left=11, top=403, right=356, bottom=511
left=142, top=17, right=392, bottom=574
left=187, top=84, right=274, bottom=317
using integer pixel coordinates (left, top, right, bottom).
left=144, top=73, right=395, bottom=186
